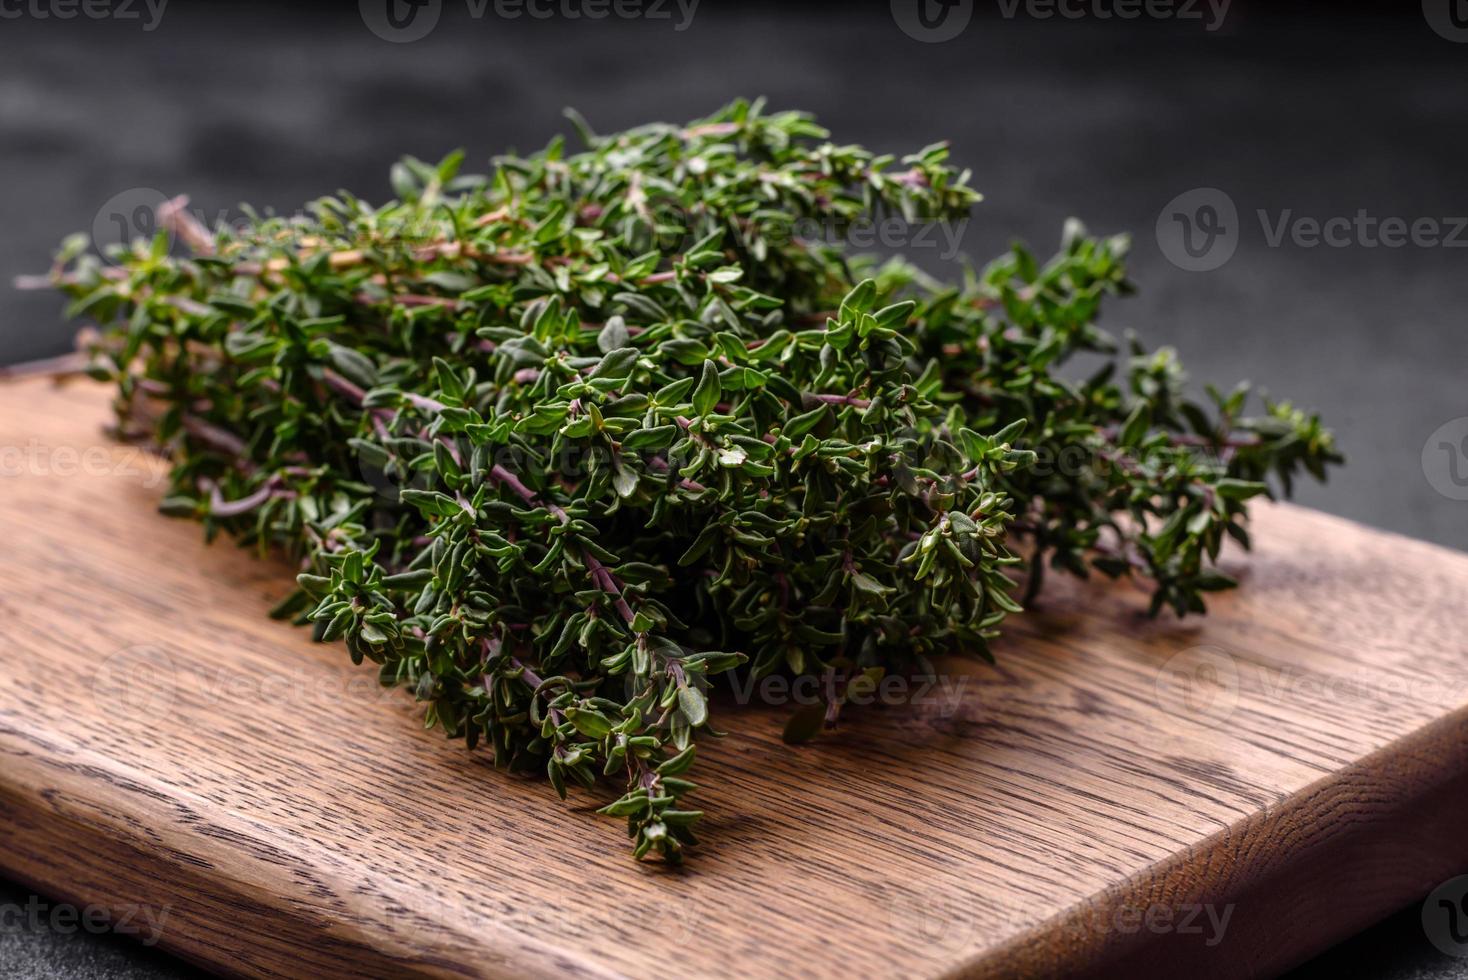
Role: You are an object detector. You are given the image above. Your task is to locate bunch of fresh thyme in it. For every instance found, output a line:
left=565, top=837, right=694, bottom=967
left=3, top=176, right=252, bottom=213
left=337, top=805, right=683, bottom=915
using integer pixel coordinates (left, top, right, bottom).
left=38, top=100, right=1340, bottom=861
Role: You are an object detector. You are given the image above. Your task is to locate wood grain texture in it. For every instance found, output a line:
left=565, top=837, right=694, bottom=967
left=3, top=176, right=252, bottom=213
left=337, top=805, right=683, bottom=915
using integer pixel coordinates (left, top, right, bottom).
left=2, top=376, right=1467, bottom=979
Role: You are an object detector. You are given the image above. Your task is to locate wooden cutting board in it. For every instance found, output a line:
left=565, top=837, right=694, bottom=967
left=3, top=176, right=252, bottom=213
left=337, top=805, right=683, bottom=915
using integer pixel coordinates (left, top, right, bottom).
left=2, top=376, right=1467, bottom=979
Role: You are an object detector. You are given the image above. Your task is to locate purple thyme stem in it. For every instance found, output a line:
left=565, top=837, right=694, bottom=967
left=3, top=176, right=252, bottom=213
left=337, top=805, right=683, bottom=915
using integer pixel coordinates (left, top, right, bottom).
left=489, top=463, right=543, bottom=509
left=181, top=415, right=248, bottom=457
left=355, top=291, right=464, bottom=311
left=404, top=392, right=447, bottom=413
left=488, top=642, right=565, bottom=722
left=320, top=369, right=399, bottom=429
left=1098, top=424, right=1261, bottom=451
left=681, top=121, right=740, bottom=139
left=0, top=351, right=89, bottom=380
left=207, top=478, right=289, bottom=517
left=14, top=267, right=128, bottom=290
left=810, top=392, right=872, bottom=409
left=158, top=195, right=216, bottom=255
left=507, top=655, right=545, bottom=689
left=646, top=455, right=706, bottom=492
left=487, top=461, right=638, bottom=627
left=320, top=368, right=368, bottom=405
left=583, top=556, right=636, bottom=626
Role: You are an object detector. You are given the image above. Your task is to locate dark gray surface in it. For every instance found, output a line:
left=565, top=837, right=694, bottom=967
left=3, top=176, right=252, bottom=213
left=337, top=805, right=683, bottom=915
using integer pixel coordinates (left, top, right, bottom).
left=1, top=2, right=1465, bottom=977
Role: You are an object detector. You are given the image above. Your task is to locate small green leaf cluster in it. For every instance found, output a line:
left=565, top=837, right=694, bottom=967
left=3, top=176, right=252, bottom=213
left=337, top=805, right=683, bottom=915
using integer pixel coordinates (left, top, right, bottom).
left=44, top=99, right=1340, bottom=860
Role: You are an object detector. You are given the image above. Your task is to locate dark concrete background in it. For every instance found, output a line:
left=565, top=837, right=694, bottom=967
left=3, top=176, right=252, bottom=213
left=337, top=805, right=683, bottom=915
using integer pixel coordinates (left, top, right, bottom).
left=1, top=2, right=1465, bottom=977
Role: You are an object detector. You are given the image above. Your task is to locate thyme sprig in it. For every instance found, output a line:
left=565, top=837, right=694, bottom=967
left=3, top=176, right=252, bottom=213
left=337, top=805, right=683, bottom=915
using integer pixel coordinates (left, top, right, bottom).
left=38, top=99, right=1340, bottom=861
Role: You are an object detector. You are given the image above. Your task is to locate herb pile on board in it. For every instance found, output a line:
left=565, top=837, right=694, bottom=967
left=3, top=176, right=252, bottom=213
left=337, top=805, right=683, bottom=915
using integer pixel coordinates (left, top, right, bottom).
left=41, top=101, right=1340, bottom=861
